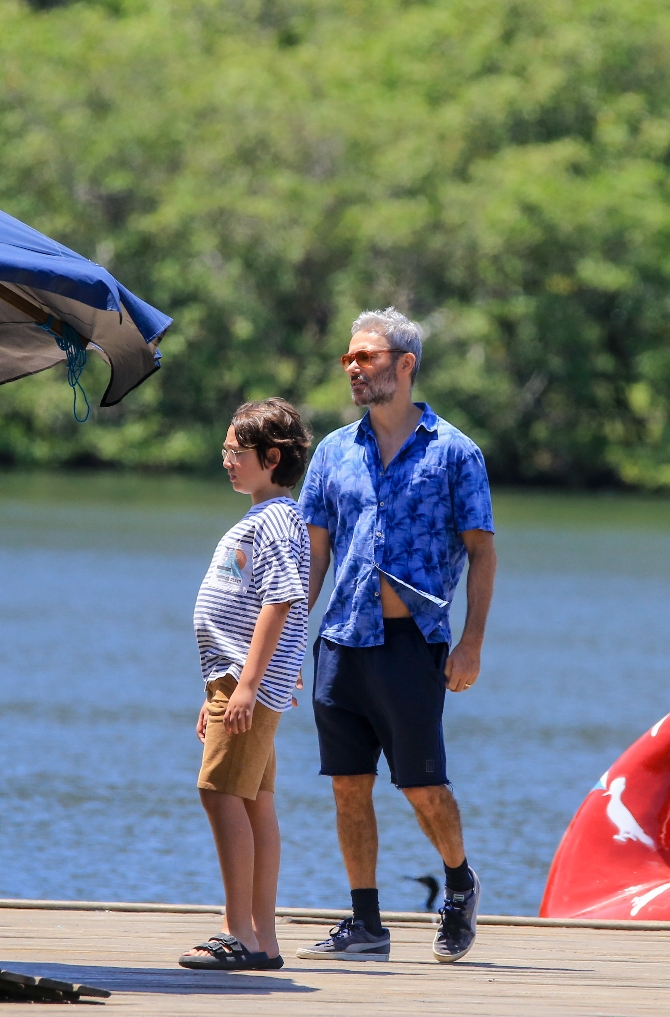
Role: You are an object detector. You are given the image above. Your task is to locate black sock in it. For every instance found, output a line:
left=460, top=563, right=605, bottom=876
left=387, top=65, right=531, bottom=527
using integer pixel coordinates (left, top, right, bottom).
left=351, top=888, right=383, bottom=936
left=444, top=858, right=474, bottom=893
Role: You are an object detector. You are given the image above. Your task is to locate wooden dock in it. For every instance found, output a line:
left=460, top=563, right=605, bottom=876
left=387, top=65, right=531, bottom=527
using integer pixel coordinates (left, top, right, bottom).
left=1, top=904, right=669, bottom=1015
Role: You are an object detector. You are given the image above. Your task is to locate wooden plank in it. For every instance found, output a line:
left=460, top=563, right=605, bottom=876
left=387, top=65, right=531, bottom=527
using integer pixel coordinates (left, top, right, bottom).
left=0, top=969, right=110, bottom=1002
left=0, top=908, right=668, bottom=1015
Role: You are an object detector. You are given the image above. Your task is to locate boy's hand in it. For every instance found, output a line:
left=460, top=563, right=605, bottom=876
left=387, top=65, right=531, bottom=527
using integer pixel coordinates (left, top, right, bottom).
left=223, top=685, right=257, bottom=734
left=196, top=700, right=209, bottom=744
left=292, top=668, right=303, bottom=708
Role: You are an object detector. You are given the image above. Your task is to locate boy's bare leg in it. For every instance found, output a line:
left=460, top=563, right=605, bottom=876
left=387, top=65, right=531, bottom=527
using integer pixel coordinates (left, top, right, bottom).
left=332, top=774, right=378, bottom=887
left=245, top=790, right=281, bottom=958
left=182, top=789, right=260, bottom=957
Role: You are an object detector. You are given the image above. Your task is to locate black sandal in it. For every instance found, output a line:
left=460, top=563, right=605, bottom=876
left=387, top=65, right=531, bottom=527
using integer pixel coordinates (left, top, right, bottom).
left=260, top=955, right=284, bottom=969
left=178, top=933, right=269, bottom=970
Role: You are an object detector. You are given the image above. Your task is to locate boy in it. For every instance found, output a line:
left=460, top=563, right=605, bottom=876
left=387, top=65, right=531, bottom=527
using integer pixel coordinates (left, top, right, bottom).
left=179, top=398, right=311, bottom=970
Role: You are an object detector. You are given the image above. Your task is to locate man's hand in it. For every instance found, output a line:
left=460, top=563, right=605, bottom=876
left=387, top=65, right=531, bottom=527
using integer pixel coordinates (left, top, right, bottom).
left=444, top=529, right=496, bottom=694
left=445, top=642, right=481, bottom=693
left=223, top=684, right=257, bottom=734
left=196, top=700, right=209, bottom=743
left=292, top=668, right=304, bottom=708
left=307, top=525, right=331, bottom=613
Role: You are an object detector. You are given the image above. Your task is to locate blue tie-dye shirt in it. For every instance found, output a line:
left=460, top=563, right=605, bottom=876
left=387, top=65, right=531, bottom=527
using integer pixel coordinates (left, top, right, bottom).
left=299, top=403, right=494, bottom=648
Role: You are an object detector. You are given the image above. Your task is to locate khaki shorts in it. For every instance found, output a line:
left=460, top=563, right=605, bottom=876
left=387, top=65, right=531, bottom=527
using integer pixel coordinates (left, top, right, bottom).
left=197, top=674, right=281, bottom=800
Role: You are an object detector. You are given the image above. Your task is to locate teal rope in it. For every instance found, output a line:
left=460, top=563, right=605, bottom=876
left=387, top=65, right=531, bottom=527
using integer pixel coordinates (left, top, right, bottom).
left=37, top=317, right=90, bottom=422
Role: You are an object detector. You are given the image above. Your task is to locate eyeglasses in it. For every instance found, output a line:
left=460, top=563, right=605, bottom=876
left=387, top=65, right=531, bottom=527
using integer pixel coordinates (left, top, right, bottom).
left=340, top=349, right=404, bottom=370
left=222, top=446, right=256, bottom=466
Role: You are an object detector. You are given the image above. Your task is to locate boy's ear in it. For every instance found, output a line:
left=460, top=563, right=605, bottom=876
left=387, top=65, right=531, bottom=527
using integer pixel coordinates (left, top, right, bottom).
left=266, top=447, right=281, bottom=470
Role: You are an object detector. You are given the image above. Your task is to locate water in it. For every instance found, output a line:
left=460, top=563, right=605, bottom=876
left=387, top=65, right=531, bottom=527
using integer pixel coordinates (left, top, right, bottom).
left=0, top=473, right=669, bottom=916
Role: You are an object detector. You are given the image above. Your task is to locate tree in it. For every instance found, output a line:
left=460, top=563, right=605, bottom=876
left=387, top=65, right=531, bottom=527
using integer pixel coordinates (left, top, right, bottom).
left=1, top=0, right=670, bottom=486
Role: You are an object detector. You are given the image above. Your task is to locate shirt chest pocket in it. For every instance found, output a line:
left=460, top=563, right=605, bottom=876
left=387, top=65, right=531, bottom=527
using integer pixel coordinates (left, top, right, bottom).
left=401, top=465, right=449, bottom=534
left=408, top=464, right=447, bottom=492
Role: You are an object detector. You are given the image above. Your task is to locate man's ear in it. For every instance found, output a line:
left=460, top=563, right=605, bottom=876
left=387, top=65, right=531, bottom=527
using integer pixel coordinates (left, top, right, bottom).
left=400, top=352, right=416, bottom=376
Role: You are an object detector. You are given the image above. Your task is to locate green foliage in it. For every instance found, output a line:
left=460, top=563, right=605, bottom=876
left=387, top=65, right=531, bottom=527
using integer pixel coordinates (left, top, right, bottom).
left=2, top=0, right=670, bottom=486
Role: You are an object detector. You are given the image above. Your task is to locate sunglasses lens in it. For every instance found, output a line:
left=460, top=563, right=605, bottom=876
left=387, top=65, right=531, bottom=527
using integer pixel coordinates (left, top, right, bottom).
left=341, top=351, right=373, bottom=369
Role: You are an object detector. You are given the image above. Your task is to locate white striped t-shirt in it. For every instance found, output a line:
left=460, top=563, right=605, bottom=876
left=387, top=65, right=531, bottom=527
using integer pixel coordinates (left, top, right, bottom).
left=193, top=497, right=310, bottom=712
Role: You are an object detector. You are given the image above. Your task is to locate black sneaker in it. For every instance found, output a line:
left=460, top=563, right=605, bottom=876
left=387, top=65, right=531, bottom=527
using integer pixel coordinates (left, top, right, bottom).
left=296, top=918, right=390, bottom=961
left=432, top=868, right=480, bottom=963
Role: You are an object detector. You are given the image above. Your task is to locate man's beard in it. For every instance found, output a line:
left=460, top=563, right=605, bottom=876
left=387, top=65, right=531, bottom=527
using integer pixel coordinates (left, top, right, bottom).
left=351, top=362, right=398, bottom=406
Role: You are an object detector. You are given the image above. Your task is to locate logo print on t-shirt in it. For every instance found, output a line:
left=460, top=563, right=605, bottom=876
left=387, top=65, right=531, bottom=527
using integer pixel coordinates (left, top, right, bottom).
left=216, top=547, right=247, bottom=584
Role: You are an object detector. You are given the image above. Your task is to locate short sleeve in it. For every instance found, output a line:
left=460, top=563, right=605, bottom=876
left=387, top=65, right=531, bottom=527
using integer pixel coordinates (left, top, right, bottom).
left=253, top=513, right=307, bottom=606
left=451, top=448, right=495, bottom=534
left=298, top=441, right=329, bottom=529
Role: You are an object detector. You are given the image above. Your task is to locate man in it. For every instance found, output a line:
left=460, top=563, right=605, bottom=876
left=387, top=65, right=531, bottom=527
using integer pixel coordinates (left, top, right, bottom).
left=297, top=307, right=496, bottom=964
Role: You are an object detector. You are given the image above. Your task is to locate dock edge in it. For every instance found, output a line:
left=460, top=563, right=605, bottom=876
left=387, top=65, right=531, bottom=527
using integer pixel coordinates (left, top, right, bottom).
left=1, top=898, right=669, bottom=932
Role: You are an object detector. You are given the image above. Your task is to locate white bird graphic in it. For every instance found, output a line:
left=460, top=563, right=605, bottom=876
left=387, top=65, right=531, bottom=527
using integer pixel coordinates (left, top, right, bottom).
left=651, top=714, right=670, bottom=737
left=604, top=776, right=656, bottom=850
left=630, top=882, right=670, bottom=917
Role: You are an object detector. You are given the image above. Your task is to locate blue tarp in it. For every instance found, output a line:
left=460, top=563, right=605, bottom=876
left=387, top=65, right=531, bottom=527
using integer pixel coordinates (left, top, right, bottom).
left=0, top=210, right=172, bottom=407
left=0, top=210, right=171, bottom=344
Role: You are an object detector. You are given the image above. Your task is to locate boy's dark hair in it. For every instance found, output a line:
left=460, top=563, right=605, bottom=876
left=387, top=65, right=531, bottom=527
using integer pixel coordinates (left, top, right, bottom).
left=232, top=398, right=311, bottom=489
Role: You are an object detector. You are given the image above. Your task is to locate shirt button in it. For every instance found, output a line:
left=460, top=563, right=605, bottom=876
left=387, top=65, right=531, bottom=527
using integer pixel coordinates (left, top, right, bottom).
left=379, top=501, right=384, bottom=506
left=374, top=591, right=380, bottom=597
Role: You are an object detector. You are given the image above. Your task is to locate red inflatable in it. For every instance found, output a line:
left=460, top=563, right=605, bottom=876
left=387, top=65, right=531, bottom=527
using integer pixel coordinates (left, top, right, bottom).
left=540, top=712, right=670, bottom=920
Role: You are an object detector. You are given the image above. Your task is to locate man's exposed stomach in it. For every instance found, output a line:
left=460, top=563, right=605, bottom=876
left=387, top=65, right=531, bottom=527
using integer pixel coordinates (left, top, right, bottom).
left=380, top=574, right=412, bottom=618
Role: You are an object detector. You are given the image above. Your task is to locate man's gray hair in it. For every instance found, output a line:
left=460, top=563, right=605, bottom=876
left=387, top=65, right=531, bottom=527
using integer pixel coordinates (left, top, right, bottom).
left=351, top=307, right=422, bottom=383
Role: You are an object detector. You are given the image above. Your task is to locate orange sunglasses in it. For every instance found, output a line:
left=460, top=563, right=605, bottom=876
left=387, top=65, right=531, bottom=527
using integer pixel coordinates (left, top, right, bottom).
left=340, top=348, right=404, bottom=370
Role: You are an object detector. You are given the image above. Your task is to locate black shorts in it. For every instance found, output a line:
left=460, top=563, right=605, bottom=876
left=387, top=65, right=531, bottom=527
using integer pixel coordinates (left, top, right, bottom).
left=312, top=617, right=449, bottom=789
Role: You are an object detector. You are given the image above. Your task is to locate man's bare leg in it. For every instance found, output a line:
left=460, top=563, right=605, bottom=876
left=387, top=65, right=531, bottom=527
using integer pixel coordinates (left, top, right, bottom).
left=182, top=789, right=260, bottom=957
left=332, top=774, right=378, bottom=887
left=403, top=784, right=466, bottom=868
left=245, top=790, right=281, bottom=959
left=295, top=773, right=389, bottom=959
left=405, top=784, right=480, bottom=962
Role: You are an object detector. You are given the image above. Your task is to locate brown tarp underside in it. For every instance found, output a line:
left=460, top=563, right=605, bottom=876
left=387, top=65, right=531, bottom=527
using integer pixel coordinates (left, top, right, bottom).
left=0, top=282, right=165, bottom=406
